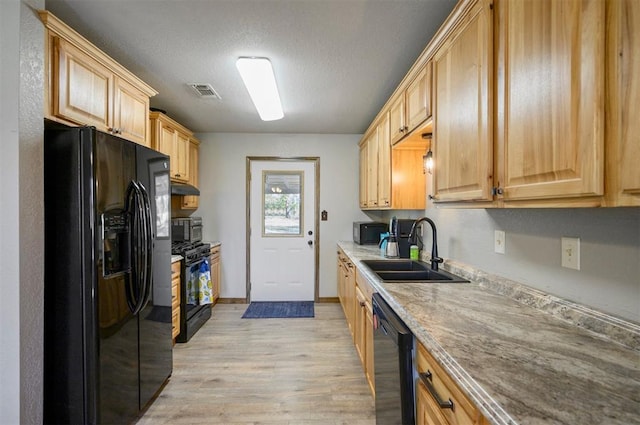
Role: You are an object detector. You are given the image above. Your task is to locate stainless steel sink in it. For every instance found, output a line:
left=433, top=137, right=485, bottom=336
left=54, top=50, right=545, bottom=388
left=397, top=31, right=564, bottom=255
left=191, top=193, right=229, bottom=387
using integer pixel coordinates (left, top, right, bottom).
left=361, top=259, right=469, bottom=283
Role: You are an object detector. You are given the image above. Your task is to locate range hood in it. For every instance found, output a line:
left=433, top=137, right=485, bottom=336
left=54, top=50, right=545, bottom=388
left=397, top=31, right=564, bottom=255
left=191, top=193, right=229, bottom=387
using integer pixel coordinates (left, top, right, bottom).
left=171, top=182, right=200, bottom=196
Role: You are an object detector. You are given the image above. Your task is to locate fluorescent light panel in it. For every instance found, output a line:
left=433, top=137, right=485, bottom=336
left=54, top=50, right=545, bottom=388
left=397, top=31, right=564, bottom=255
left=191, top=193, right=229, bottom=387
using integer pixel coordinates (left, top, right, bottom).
left=236, top=57, right=284, bottom=121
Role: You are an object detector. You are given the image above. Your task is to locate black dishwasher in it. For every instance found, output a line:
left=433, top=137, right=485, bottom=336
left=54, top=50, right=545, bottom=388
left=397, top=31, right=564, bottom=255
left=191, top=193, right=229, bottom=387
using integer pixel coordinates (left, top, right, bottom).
left=372, top=293, right=415, bottom=425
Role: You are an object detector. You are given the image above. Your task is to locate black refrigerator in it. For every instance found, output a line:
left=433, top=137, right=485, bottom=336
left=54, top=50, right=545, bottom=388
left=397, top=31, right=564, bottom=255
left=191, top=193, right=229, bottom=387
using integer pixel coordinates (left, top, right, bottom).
left=44, top=122, right=173, bottom=424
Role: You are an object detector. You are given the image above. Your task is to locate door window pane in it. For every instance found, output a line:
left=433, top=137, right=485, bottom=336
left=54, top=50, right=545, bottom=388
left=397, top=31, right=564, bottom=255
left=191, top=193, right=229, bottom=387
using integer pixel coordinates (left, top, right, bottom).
left=263, top=171, right=303, bottom=236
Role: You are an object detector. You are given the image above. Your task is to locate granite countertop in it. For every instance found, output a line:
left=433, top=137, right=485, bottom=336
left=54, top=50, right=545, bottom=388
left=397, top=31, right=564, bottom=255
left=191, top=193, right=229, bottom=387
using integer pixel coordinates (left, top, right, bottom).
left=171, top=255, right=183, bottom=263
left=203, top=240, right=221, bottom=248
left=338, top=241, right=640, bottom=425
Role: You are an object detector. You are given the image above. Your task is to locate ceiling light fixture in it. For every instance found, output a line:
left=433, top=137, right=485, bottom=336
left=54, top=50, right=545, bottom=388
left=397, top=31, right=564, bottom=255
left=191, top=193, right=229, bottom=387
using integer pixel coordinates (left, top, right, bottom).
left=236, top=57, right=284, bottom=121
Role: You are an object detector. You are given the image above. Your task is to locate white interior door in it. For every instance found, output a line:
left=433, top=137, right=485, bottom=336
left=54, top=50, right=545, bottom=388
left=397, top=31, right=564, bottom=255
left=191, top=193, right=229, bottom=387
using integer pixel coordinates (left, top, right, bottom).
left=249, top=160, right=316, bottom=301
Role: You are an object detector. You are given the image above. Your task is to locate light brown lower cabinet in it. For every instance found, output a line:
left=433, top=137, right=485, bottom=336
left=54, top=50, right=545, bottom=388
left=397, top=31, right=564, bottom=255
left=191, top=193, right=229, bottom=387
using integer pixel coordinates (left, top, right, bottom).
left=354, top=286, right=367, bottom=367
left=364, top=292, right=375, bottom=396
left=336, top=248, right=375, bottom=396
left=209, top=245, right=221, bottom=305
left=416, top=342, right=483, bottom=425
left=171, top=260, right=181, bottom=340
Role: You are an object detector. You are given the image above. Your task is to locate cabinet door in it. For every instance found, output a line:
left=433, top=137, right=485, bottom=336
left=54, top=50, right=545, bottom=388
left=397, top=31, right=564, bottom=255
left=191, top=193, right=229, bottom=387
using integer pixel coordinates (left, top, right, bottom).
left=157, top=123, right=176, bottom=167
left=416, top=381, right=450, bottom=425
left=496, top=0, right=604, bottom=202
left=377, top=113, right=391, bottom=208
left=175, top=131, right=190, bottom=182
left=171, top=262, right=181, bottom=339
left=389, top=94, right=406, bottom=145
left=406, top=62, right=432, bottom=133
left=366, top=130, right=379, bottom=207
left=209, top=246, right=221, bottom=303
left=354, top=286, right=366, bottom=368
left=359, top=142, right=369, bottom=208
left=345, top=263, right=356, bottom=341
left=364, top=301, right=375, bottom=396
left=113, top=77, right=149, bottom=146
left=433, top=0, right=493, bottom=202
left=182, top=138, right=200, bottom=209
left=606, top=0, right=640, bottom=206
left=54, top=37, right=111, bottom=132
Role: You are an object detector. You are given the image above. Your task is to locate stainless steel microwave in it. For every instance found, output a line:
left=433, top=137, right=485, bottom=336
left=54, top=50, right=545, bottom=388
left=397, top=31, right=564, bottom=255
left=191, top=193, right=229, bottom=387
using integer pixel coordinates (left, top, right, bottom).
left=171, top=217, right=202, bottom=243
left=353, top=221, right=388, bottom=245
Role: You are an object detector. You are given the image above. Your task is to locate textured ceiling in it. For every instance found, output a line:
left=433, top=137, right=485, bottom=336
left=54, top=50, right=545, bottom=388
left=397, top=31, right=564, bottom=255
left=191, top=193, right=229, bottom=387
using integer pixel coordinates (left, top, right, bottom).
left=45, top=0, right=457, bottom=134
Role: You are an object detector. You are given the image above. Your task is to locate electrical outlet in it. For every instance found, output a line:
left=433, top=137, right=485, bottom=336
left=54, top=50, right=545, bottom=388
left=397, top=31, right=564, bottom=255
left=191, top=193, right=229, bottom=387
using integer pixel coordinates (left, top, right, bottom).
left=494, top=230, right=506, bottom=254
left=561, top=237, right=580, bottom=270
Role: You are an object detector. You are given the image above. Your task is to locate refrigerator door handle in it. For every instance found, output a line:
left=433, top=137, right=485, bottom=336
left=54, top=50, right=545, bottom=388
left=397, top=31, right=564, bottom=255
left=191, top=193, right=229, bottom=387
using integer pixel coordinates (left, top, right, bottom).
left=125, top=181, right=142, bottom=313
left=133, top=182, right=146, bottom=315
left=137, top=181, right=154, bottom=312
left=126, top=180, right=151, bottom=316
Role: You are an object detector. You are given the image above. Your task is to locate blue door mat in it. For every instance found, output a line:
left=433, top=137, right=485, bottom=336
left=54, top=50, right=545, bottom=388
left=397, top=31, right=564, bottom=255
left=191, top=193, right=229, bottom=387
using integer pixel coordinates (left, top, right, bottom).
left=241, top=301, right=315, bottom=319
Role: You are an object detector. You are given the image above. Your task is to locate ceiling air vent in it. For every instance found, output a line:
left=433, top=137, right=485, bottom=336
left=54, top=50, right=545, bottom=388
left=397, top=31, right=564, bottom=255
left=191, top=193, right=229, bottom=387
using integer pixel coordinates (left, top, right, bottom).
left=188, top=83, right=221, bottom=99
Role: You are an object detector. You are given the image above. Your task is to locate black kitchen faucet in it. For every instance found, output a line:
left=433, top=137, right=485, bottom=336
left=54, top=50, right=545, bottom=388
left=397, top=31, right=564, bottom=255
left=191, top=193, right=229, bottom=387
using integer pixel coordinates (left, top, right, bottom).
left=408, top=217, right=443, bottom=271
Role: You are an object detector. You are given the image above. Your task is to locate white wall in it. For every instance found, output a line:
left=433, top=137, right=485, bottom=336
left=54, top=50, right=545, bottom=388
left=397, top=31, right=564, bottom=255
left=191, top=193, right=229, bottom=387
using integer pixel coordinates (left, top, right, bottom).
left=197, top=133, right=369, bottom=299
left=381, top=178, right=640, bottom=322
left=1, top=1, right=44, bottom=423
left=1, top=2, right=22, bottom=423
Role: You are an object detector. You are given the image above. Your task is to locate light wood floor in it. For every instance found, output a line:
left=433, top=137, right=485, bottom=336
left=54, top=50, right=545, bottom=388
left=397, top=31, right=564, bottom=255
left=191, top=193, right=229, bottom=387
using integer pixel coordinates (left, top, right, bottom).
left=137, top=303, right=376, bottom=425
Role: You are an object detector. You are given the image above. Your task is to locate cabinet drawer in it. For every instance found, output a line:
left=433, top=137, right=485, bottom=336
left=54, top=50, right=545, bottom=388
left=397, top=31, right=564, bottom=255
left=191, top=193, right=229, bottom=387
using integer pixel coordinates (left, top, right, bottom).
left=171, top=308, right=180, bottom=339
left=356, top=268, right=374, bottom=303
left=171, top=261, right=181, bottom=278
left=416, top=343, right=478, bottom=425
left=209, top=245, right=220, bottom=259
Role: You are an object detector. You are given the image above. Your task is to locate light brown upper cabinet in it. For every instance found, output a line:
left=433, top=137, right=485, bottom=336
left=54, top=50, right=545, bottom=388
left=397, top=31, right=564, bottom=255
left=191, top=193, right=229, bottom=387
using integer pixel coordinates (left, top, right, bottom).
left=389, top=95, right=406, bottom=145
left=113, top=77, right=151, bottom=147
left=360, top=114, right=389, bottom=209
left=390, top=62, right=433, bottom=145
left=40, top=11, right=156, bottom=146
left=360, top=0, right=637, bottom=209
left=406, top=63, right=433, bottom=136
left=605, top=0, right=640, bottom=206
left=377, top=112, right=392, bottom=207
left=359, top=111, right=425, bottom=210
left=150, top=111, right=191, bottom=183
left=432, top=0, right=493, bottom=202
left=359, top=142, right=369, bottom=209
left=52, top=37, right=111, bottom=133
left=181, top=137, right=200, bottom=209
left=494, top=0, right=605, bottom=205
left=366, top=128, right=380, bottom=207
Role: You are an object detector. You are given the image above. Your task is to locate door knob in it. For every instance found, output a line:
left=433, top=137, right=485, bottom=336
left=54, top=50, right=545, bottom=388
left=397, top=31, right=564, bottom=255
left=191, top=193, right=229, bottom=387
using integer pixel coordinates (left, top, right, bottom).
left=307, top=240, right=313, bottom=246
left=308, top=230, right=313, bottom=236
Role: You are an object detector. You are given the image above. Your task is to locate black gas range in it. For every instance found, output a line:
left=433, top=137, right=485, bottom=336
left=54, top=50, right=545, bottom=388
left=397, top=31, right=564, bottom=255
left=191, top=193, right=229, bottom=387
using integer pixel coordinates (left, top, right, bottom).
left=171, top=239, right=212, bottom=343
left=172, top=241, right=211, bottom=265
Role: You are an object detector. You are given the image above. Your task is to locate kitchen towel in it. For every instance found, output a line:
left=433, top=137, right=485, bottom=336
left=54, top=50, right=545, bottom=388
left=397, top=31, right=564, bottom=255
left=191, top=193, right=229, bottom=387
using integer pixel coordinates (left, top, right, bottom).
left=241, top=301, right=314, bottom=319
left=186, top=259, right=213, bottom=305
